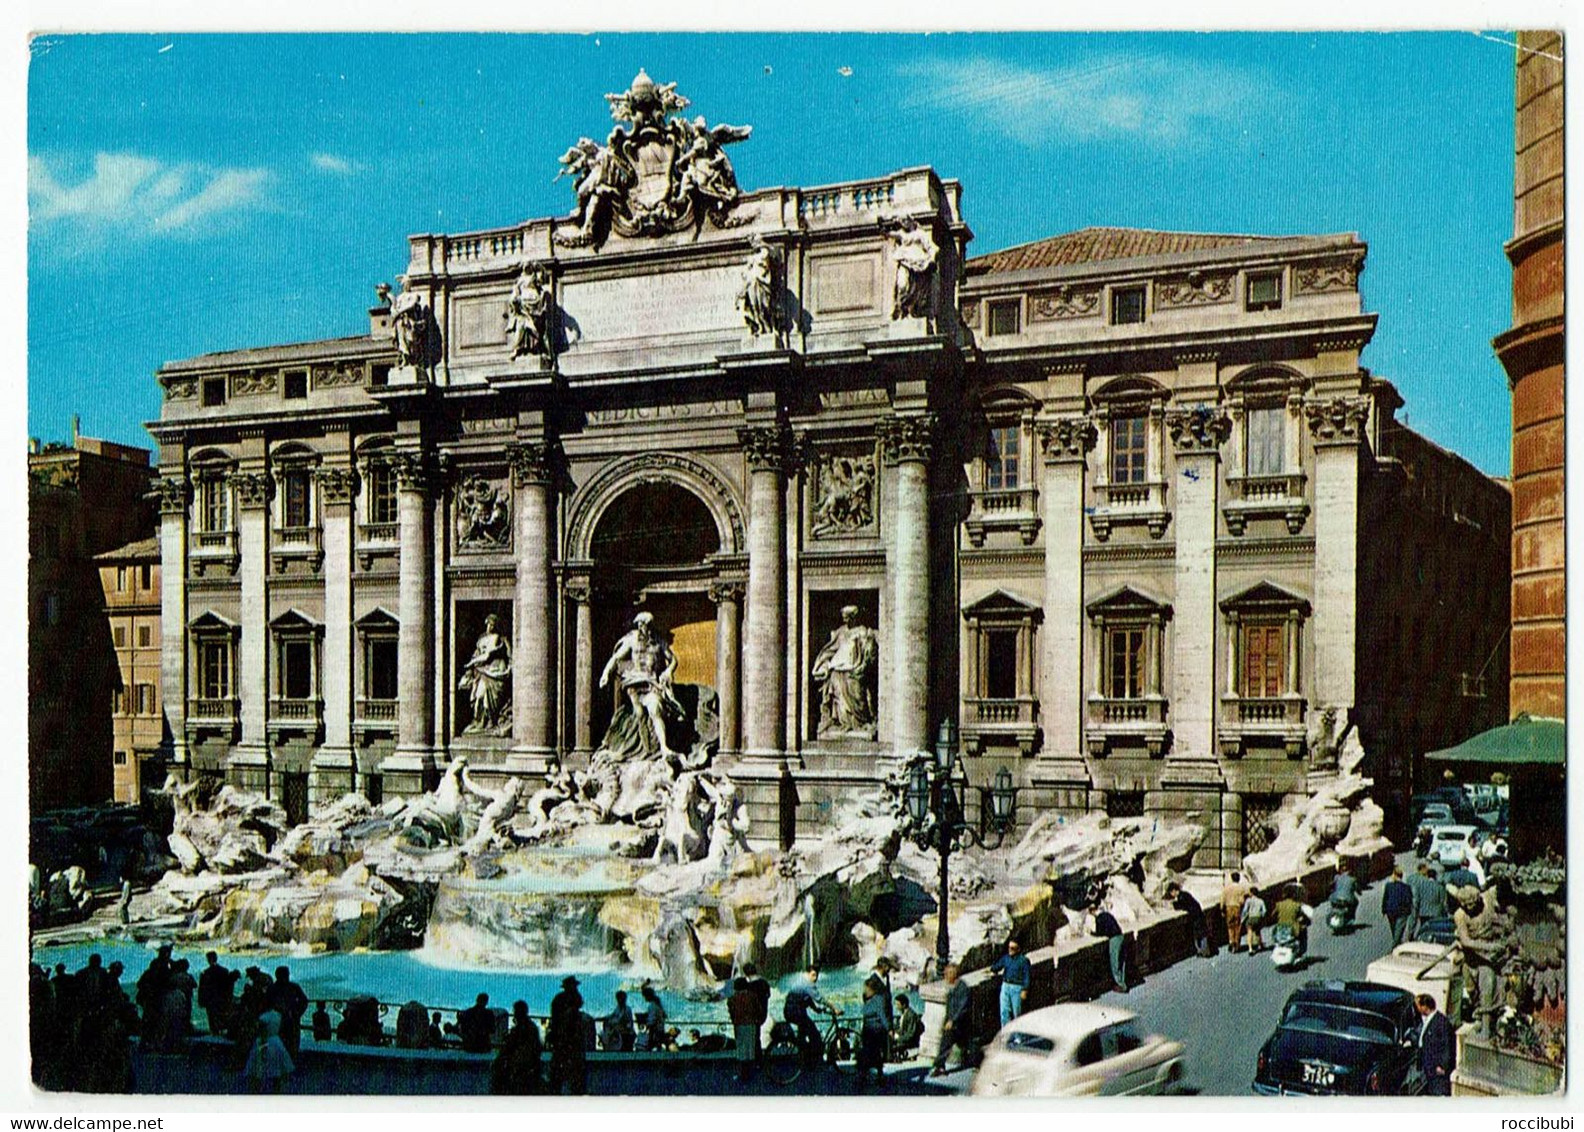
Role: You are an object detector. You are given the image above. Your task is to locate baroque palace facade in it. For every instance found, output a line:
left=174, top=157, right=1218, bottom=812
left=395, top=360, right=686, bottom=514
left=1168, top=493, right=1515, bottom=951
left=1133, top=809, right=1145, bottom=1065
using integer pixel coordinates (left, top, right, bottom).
left=148, top=73, right=1508, bottom=862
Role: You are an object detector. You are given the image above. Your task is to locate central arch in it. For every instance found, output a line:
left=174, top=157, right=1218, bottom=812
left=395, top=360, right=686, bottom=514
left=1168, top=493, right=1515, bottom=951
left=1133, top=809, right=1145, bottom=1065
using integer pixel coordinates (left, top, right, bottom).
left=565, top=451, right=745, bottom=562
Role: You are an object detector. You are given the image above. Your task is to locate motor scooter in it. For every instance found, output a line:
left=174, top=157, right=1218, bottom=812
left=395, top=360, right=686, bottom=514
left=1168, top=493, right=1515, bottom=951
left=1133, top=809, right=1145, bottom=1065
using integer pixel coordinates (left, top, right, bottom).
left=1327, top=898, right=1357, bottom=934
left=1270, top=915, right=1311, bottom=971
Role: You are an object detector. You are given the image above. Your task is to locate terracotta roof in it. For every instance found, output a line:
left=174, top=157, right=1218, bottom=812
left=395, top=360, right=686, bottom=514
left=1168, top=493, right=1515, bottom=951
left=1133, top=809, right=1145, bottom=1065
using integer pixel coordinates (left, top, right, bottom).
left=96, top=536, right=160, bottom=562
left=968, top=227, right=1291, bottom=275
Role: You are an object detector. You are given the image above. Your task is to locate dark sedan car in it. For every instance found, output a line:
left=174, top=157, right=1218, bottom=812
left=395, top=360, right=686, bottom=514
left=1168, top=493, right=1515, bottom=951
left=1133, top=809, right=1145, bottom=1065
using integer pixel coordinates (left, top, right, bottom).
left=1253, top=981, right=1423, bottom=1096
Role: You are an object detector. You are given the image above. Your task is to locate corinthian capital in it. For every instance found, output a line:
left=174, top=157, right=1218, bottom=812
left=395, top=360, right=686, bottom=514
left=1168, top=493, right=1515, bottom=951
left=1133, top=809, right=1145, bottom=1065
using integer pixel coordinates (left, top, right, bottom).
left=388, top=451, right=432, bottom=494
left=316, top=465, right=359, bottom=506
left=150, top=475, right=192, bottom=515
left=1035, top=416, right=1098, bottom=464
left=877, top=413, right=936, bottom=465
left=229, top=470, right=274, bottom=509
left=1303, top=396, right=1372, bottom=445
left=1164, top=406, right=1232, bottom=454
left=507, top=440, right=559, bottom=487
left=738, top=425, right=796, bottom=474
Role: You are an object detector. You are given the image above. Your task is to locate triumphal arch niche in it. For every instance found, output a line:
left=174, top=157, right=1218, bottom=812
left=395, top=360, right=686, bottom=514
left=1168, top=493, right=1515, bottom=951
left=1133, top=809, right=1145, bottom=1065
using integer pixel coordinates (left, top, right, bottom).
left=152, top=67, right=971, bottom=829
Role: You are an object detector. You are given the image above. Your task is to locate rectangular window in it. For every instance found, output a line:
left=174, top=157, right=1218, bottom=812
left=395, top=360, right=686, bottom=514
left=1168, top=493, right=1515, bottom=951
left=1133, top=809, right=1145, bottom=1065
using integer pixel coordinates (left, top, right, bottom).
left=137, top=625, right=152, bottom=648
left=140, top=564, right=153, bottom=590
left=36, top=524, right=60, bottom=561
left=367, top=464, right=398, bottom=525
left=1110, top=415, right=1148, bottom=484
left=43, top=593, right=61, bottom=626
left=987, top=299, right=1021, bottom=336
left=116, top=566, right=129, bottom=592
left=985, top=629, right=1019, bottom=700
left=1107, top=791, right=1145, bottom=819
left=1105, top=626, right=1146, bottom=699
left=1111, top=286, right=1146, bottom=325
left=200, top=479, right=229, bottom=533
left=114, top=751, right=128, bottom=766
left=366, top=636, right=398, bottom=700
left=112, top=687, right=124, bottom=714
left=1247, top=271, right=1282, bottom=312
left=370, top=364, right=391, bottom=388
left=985, top=426, right=1021, bottom=490
left=113, top=626, right=127, bottom=648
left=364, top=773, right=384, bottom=807
left=135, top=683, right=155, bottom=715
left=1247, top=406, right=1285, bottom=476
left=199, top=638, right=231, bottom=700
left=201, top=378, right=226, bottom=407
left=282, top=469, right=312, bottom=529
left=280, top=638, right=315, bottom=701
left=1242, top=623, right=1285, bottom=698
left=283, top=370, right=308, bottom=400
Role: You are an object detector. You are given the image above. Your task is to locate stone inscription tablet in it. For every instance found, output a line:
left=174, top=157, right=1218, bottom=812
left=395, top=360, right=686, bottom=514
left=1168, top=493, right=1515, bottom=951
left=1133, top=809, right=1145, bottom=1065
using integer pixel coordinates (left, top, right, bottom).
left=561, top=267, right=741, bottom=345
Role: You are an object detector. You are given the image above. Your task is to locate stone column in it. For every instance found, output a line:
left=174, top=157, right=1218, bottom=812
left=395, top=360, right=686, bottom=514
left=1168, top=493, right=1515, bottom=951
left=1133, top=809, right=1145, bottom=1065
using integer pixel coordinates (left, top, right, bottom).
left=231, top=469, right=273, bottom=788
left=313, top=464, right=357, bottom=802
left=1035, top=416, right=1097, bottom=762
left=879, top=414, right=935, bottom=756
left=565, top=574, right=594, bottom=756
left=392, top=453, right=434, bottom=759
left=738, top=426, right=792, bottom=761
left=710, top=580, right=745, bottom=755
left=508, top=441, right=557, bottom=763
left=1305, top=397, right=1370, bottom=718
left=154, top=475, right=191, bottom=773
left=1164, top=407, right=1231, bottom=763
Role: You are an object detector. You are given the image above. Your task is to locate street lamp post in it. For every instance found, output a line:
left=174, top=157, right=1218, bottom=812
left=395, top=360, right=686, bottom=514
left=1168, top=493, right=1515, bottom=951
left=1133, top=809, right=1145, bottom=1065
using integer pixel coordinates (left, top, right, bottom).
left=903, top=720, right=1019, bottom=975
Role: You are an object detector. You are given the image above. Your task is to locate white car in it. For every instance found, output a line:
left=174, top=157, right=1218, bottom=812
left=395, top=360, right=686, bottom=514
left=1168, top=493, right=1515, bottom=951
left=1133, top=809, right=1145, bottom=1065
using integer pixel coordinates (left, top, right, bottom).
left=970, top=1003, right=1185, bottom=1097
left=1429, top=825, right=1485, bottom=871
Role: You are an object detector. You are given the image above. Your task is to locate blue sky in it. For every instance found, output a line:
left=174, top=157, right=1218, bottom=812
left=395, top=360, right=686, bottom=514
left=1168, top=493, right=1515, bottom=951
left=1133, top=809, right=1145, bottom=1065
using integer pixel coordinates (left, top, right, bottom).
left=27, top=32, right=1517, bottom=475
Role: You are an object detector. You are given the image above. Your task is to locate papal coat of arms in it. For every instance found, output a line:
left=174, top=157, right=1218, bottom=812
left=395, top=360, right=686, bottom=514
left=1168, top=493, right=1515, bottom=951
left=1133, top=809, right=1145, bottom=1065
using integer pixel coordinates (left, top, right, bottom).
left=555, top=69, right=753, bottom=250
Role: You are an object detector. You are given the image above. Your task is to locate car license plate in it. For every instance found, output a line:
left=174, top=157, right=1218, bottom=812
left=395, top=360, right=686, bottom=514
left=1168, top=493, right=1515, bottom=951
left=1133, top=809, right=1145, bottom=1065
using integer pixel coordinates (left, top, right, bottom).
left=1300, top=1062, right=1336, bottom=1088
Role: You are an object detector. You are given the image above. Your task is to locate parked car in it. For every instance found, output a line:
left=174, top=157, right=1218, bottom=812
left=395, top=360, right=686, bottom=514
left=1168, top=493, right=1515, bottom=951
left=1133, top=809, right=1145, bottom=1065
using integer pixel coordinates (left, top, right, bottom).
left=971, top=1003, right=1185, bottom=1097
left=1429, top=825, right=1485, bottom=870
left=1252, top=981, right=1422, bottom=1096
left=1414, top=917, right=1457, bottom=946
left=1413, top=804, right=1458, bottom=854
left=1366, top=942, right=1465, bottom=1026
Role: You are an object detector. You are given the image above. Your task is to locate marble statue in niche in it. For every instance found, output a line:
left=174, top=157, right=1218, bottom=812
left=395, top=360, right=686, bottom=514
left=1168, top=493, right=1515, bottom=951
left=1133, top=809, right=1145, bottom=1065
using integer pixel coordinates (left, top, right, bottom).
left=883, top=216, right=939, bottom=321
left=812, top=605, right=879, bottom=739
left=458, top=614, right=512, bottom=736
left=505, top=263, right=554, bottom=361
left=598, top=611, right=682, bottom=758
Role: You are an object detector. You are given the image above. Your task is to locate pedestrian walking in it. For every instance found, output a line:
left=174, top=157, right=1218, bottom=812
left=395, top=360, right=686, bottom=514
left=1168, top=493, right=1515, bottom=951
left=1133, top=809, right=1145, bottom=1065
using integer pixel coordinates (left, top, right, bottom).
left=1416, top=992, right=1456, bottom=1096
left=1221, top=871, right=1252, bottom=952
left=1383, top=866, right=1414, bottom=946
left=989, top=938, right=1031, bottom=1027
left=267, top=966, right=309, bottom=1057
left=929, top=964, right=972, bottom=1076
left=1239, top=891, right=1268, bottom=953
left=892, top=994, right=923, bottom=1058
left=197, top=952, right=238, bottom=1037
left=741, top=962, right=770, bottom=1065
left=1408, top=861, right=1449, bottom=938
left=636, top=982, right=669, bottom=1053
left=548, top=976, right=588, bottom=1095
left=458, top=993, right=496, bottom=1053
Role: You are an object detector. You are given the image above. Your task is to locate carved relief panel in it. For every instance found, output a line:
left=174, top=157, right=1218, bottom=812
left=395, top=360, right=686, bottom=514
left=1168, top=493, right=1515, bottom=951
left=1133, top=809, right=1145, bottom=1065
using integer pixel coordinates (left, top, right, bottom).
left=810, top=448, right=878, bottom=538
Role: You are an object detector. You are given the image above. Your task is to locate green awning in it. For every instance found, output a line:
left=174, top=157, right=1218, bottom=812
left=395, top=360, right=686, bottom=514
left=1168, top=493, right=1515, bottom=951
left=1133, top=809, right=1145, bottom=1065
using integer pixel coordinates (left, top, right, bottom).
left=1424, top=714, right=1567, bottom=767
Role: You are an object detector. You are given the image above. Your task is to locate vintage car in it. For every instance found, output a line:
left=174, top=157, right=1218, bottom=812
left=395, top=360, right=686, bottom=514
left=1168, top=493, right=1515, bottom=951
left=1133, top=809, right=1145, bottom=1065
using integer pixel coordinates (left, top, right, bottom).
left=970, top=1003, right=1185, bottom=1097
left=1252, top=981, right=1422, bottom=1096
left=1366, top=942, right=1465, bottom=1025
left=1429, top=824, right=1486, bottom=872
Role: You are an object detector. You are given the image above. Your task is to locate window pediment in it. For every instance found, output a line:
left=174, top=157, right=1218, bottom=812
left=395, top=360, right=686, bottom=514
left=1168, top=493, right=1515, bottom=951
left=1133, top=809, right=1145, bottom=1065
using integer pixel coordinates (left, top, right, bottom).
left=963, top=588, right=1043, bottom=622
left=189, top=610, right=239, bottom=634
left=1091, top=375, right=1168, bottom=409
left=355, top=606, right=399, bottom=630
left=270, top=608, right=324, bottom=633
left=1219, top=581, right=1311, bottom=617
left=1087, top=583, right=1172, bottom=620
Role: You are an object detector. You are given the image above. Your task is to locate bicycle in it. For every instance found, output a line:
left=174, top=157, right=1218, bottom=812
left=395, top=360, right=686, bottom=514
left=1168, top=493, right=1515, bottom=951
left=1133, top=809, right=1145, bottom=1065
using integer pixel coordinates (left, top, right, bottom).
left=763, top=1011, right=859, bottom=1086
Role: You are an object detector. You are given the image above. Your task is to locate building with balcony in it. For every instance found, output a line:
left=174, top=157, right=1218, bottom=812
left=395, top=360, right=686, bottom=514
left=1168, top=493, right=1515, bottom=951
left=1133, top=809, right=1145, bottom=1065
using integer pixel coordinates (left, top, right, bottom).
left=145, top=72, right=1508, bottom=861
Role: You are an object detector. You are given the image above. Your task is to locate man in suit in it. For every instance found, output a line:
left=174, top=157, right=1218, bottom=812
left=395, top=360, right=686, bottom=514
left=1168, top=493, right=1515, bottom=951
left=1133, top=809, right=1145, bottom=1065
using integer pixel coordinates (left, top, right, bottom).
left=929, top=964, right=973, bottom=1076
left=1416, top=992, right=1456, bottom=1095
left=1382, top=867, right=1415, bottom=946
left=1406, top=862, right=1450, bottom=939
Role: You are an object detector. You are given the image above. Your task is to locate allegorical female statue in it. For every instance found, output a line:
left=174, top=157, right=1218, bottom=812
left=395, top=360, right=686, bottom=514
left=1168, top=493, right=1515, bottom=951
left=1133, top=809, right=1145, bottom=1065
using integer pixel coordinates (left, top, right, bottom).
left=458, top=614, right=512, bottom=735
left=812, top=605, right=879, bottom=739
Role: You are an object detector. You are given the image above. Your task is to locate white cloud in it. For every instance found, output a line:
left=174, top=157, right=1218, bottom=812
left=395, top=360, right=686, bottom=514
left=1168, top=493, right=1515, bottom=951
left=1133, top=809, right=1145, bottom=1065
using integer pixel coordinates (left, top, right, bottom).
left=310, top=152, right=358, bottom=175
left=896, top=52, right=1273, bottom=145
left=28, top=152, right=271, bottom=238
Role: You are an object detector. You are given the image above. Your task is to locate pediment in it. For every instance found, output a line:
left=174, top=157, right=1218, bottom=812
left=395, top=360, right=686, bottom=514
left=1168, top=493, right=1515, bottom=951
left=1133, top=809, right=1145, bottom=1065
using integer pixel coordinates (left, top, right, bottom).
left=1219, top=580, right=1311, bottom=615
left=189, top=610, right=239, bottom=632
left=1086, top=583, right=1171, bottom=617
left=963, top=588, right=1043, bottom=620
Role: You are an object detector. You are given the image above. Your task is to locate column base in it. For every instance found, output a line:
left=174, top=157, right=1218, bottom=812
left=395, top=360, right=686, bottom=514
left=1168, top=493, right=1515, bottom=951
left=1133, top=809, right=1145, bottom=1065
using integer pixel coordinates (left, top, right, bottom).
left=310, top=746, right=356, bottom=810
left=503, top=747, right=557, bottom=775
left=224, top=743, right=271, bottom=794
left=1159, top=758, right=1225, bottom=789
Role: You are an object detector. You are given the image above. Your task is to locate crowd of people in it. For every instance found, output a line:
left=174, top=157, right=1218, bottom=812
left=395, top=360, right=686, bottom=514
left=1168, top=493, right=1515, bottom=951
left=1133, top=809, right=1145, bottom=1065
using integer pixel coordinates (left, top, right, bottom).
left=30, top=948, right=928, bottom=1095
